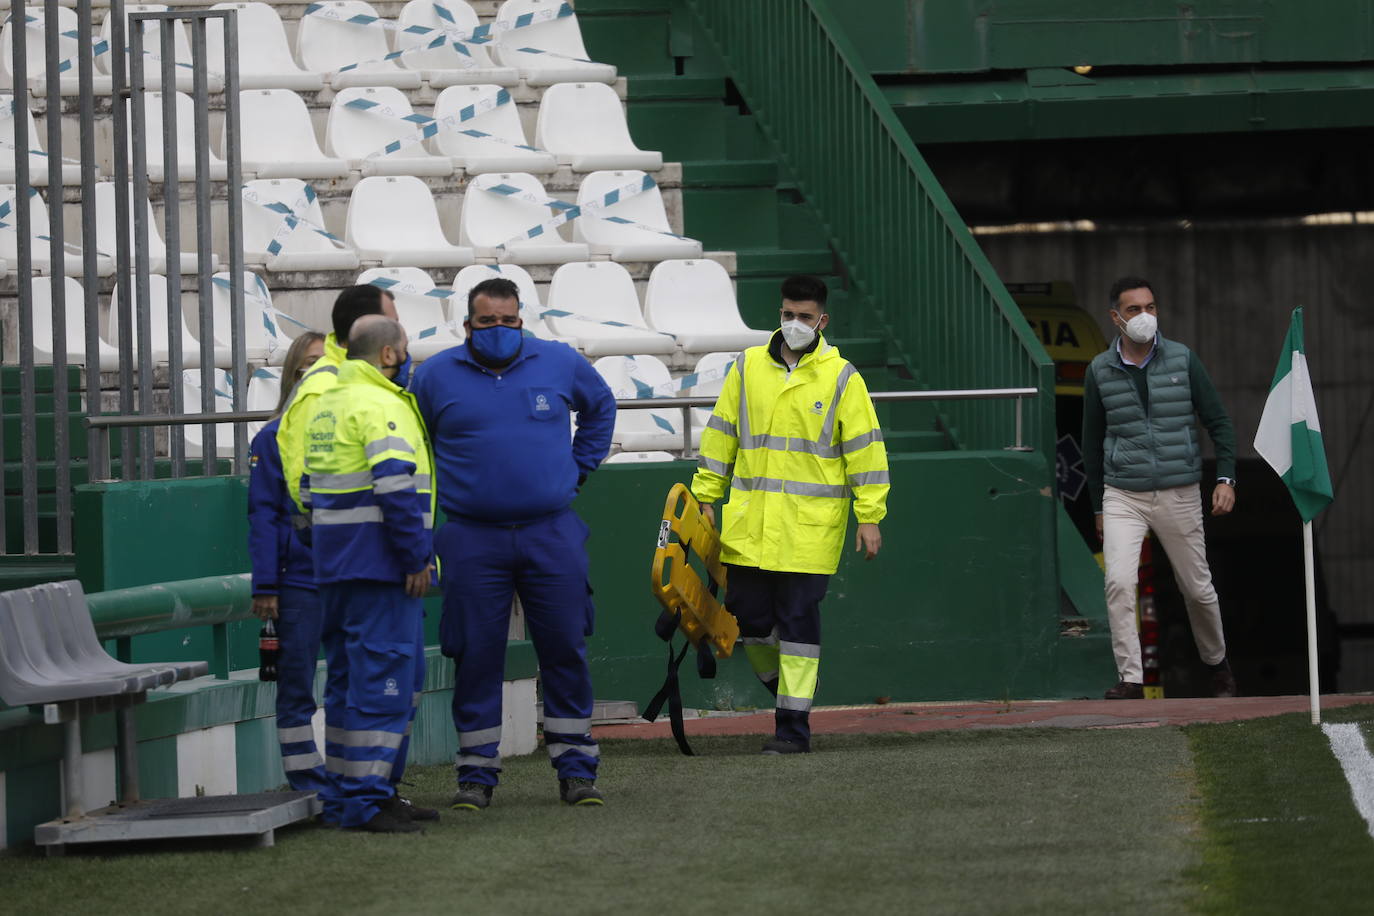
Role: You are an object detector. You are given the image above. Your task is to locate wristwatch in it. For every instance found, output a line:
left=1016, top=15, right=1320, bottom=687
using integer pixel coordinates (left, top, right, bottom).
left=1216, top=477, right=1237, bottom=488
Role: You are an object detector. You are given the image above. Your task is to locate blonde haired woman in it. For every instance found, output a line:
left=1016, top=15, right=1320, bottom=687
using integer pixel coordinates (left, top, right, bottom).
left=247, top=331, right=327, bottom=794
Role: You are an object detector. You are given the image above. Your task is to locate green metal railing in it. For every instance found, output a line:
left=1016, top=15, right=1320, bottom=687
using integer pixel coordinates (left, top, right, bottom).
left=686, top=0, right=1057, bottom=459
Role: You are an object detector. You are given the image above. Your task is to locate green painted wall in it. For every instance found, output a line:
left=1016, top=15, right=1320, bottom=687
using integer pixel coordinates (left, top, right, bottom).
left=67, top=456, right=1107, bottom=711
left=577, top=452, right=1111, bottom=711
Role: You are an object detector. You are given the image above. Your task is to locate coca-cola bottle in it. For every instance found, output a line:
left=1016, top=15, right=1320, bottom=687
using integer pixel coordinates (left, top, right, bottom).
left=258, top=618, right=279, bottom=682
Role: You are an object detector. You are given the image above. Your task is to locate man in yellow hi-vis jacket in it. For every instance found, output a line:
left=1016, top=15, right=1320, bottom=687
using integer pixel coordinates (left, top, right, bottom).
left=691, top=275, right=889, bottom=754
left=279, top=284, right=399, bottom=514
left=304, top=316, right=437, bottom=832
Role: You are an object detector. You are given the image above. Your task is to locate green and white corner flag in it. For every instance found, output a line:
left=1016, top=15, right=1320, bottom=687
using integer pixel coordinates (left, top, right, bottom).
left=1254, top=307, right=1333, bottom=522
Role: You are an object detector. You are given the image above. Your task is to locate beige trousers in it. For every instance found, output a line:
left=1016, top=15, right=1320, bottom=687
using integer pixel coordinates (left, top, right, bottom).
left=1102, top=483, right=1226, bottom=683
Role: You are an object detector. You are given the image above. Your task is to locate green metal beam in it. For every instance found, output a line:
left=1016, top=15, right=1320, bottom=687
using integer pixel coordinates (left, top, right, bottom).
left=828, top=0, right=1374, bottom=75
left=884, top=66, right=1374, bottom=143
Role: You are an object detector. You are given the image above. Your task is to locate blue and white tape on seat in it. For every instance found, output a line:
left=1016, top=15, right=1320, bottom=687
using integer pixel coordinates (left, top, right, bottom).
left=342, top=87, right=539, bottom=161
left=240, top=183, right=350, bottom=257
left=481, top=172, right=689, bottom=252
left=302, top=1, right=578, bottom=77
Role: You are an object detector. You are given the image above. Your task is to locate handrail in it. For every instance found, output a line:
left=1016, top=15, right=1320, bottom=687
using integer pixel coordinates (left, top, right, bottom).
left=84, top=387, right=1039, bottom=475
left=683, top=0, right=1057, bottom=460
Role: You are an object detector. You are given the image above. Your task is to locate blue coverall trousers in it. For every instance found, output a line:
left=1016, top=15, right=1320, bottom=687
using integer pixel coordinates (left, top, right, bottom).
left=319, top=580, right=426, bottom=828
left=437, top=508, right=599, bottom=786
left=274, top=585, right=329, bottom=795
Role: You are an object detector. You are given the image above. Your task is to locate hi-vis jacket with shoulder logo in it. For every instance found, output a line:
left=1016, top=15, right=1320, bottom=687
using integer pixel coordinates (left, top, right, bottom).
left=302, top=359, right=436, bottom=585
left=690, top=333, right=890, bottom=575
left=277, top=332, right=347, bottom=514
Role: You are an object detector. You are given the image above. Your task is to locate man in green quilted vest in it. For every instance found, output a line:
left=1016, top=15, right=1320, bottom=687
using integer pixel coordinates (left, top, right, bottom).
left=1083, top=277, right=1238, bottom=700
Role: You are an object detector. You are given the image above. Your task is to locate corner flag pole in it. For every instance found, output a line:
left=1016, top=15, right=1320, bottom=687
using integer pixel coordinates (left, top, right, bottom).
left=1254, top=306, right=1333, bottom=726
left=1304, top=521, right=1319, bottom=725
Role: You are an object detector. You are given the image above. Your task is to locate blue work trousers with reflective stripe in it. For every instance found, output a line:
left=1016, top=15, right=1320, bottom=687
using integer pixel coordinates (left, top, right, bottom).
left=437, top=508, right=599, bottom=786
left=275, top=586, right=328, bottom=796
left=725, top=564, right=829, bottom=748
left=319, top=580, right=425, bottom=828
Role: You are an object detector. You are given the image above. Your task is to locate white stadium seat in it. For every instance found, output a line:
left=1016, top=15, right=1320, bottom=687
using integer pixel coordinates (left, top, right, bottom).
left=99, top=5, right=222, bottom=94
left=0, top=95, right=81, bottom=185
left=93, top=182, right=210, bottom=276
left=346, top=175, right=476, bottom=268
left=357, top=266, right=465, bottom=360
left=396, top=0, right=518, bottom=88
left=544, top=261, right=675, bottom=356
left=1, top=7, right=112, bottom=95
left=644, top=259, right=770, bottom=352
left=106, top=274, right=231, bottom=368
left=449, top=262, right=564, bottom=342
left=296, top=0, right=423, bottom=90
left=210, top=271, right=291, bottom=364
left=236, top=89, right=350, bottom=180
left=242, top=178, right=361, bottom=272
left=687, top=349, right=738, bottom=440
left=592, top=354, right=685, bottom=452
left=574, top=170, right=702, bottom=262
left=30, top=277, right=121, bottom=371
left=536, top=82, right=662, bottom=172
left=459, top=172, right=590, bottom=264
left=602, top=451, right=678, bottom=464
left=182, top=368, right=237, bottom=458
left=432, top=84, right=557, bottom=175
left=122, top=92, right=228, bottom=182
left=327, top=86, right=454, bottom=177
left=491, top=0, right=616, bottom=86
left=246, top=365, right=281, bottom=440
left=0, top=185, right=114, bottom=277
left=209, top=3, right=326, bottom=91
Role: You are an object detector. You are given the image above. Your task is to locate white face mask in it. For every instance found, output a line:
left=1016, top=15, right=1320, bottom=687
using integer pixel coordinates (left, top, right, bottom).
left=780, top=318, right=817, bottom=351
left=1119, top=312, right=1157, bottom=344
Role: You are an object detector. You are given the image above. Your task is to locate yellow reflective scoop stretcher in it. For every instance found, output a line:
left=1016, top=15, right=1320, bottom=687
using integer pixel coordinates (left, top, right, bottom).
left=651, top=483, right=739, bottom=657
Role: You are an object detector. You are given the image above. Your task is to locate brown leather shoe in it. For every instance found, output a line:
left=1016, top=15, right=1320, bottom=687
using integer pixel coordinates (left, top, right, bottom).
left=1104, top=681, right=1145, bottom=700
left=1211, top=663, right=1238, bottom=698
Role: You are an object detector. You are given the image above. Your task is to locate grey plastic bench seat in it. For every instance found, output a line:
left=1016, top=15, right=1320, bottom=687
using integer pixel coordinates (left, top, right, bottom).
left=0, top=581, right=207, bottom=705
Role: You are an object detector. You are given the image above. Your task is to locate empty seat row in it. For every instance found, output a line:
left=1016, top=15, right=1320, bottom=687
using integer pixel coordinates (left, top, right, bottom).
left=20, top=271, right=285, bottom=372
left=0, top=183, right=214, bottom=276
left=61, top=79, right=654, bottom=183
left=364, top=258, right=768, bottom=360
left=2, top=0, right=613, bottom=95
left=243, top=170, right=700, bottom=270
left=243, top=82, right=661, bottom=181
left=590, top=352, right=740, bottom=453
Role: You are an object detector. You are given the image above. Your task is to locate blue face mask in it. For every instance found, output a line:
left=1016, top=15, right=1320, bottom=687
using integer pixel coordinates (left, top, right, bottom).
left=383, top=351, right=413, bottom=388
left=470, top=324, right=523, bottom=364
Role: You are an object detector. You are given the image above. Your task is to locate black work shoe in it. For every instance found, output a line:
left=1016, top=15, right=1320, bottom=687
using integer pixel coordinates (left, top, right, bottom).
left=1104, top=681, right=1145, bottom=700
left=559, top=777, right=605, bottom=806
left=1211, top=662, right=1238, bottom=698
left=761, top=737, right=809, bottom=755
left=450, top=782, right=493, bottom=811
left=356, top=808, right=422, bottom=834
left=385, top=795, right=440, bottom=822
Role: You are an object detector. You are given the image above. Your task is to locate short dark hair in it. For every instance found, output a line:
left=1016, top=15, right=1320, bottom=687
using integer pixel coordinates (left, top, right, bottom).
left=1109, top=276, right=1153, bottom=309
left=781, top=275, right=828, bottom=308
left=333, top=284, right=391, bottom=343
left=467, top=277, right=520, bottom=318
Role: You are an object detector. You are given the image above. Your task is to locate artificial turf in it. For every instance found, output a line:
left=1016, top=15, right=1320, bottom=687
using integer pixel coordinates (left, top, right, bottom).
left=5, top=711, right=1372, bottom=915
left=1185, top=703, right=1374, bottom=915
left=0, top=727, right=1201, bottom=916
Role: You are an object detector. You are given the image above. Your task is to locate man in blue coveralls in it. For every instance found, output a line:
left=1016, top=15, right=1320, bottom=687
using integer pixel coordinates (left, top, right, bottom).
left=411, top=277, right=617, bottom=809
left=305, top=315, right=436, bottom=833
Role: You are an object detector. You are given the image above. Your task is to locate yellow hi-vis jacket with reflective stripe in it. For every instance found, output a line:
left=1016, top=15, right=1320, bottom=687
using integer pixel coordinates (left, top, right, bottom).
left=277, top=332, right=347, bottom=514
left=690, top=333, right=890, bottom=575
left=304, top=358, right=436, bottom=584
